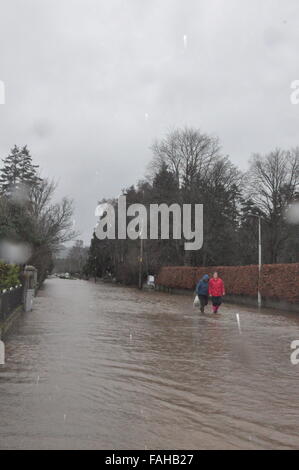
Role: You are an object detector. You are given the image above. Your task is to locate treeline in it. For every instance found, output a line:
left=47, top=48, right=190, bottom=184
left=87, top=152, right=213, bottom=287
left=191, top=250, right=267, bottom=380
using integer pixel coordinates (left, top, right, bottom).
left=53, top=240, right=89, bottom=276
left=0, top=145, right=75, bottom=285
left=85, top=127, right=299, bottom=284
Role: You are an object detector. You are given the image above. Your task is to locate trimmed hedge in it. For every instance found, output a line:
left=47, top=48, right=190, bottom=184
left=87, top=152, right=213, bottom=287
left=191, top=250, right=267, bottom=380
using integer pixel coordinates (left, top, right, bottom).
left=260, top=264, right=299, bottom=303
left=156, top=263, right=299, bottom=304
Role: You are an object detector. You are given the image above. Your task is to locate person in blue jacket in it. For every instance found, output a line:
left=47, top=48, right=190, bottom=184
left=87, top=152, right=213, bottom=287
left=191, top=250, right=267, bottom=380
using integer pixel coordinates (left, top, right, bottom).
left=196, top=274, right=210, bottom=313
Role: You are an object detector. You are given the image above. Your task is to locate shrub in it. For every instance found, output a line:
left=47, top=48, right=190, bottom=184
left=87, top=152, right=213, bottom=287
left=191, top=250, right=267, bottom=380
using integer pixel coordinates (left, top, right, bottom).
left=0, top=261, right=21, bottom=291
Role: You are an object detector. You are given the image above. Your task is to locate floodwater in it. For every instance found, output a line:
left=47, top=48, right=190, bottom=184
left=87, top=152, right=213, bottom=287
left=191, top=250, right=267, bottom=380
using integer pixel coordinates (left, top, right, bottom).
left=0, top=277, right=299, bottom=449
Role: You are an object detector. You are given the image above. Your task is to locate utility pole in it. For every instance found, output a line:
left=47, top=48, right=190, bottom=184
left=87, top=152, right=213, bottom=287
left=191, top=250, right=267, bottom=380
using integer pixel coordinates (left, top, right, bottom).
left=138, top=237, right=143, bottom=290
left=258, top=215, right=262, bottom=308
left=250, top=214, right=262, bottom=308
left=138, top=215, right=144, bottom=290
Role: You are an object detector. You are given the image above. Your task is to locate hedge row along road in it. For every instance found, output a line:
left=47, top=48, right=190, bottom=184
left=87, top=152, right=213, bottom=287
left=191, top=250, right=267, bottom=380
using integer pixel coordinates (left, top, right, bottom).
left=156, top=263, right=299, bottom=304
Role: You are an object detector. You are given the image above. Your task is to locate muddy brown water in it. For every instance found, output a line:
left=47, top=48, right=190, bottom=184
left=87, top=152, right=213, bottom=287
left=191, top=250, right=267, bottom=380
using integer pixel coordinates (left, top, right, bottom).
left=0, top=278, right=298, bottom=449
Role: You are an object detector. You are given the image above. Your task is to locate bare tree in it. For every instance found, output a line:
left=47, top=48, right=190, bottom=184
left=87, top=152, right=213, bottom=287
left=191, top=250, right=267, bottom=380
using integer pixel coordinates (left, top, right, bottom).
left=148, top=127, right=242, bottom=266
left=150, top=129, right=182, bottom=185
left=29, top=178, right=77, bottom=252
left=149, top=127, right=220, bottom=189
left=247, top=148, right=299, bottom=262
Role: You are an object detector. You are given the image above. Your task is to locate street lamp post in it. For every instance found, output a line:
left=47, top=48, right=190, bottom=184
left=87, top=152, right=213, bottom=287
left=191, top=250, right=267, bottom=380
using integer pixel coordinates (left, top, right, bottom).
left=138, top=214, right=145, bottom=290
left=94, top=256, right=97, bottom=283
left=250, top=214, right=262, bottom=308
left=257, top=215, right=262, bottom=308
left=138, top=237, right=144, bottom=290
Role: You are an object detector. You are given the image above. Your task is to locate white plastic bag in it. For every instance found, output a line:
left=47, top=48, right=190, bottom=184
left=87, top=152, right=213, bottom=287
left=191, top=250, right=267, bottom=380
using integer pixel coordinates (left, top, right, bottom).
left=193, top=295, right=199, bottom=306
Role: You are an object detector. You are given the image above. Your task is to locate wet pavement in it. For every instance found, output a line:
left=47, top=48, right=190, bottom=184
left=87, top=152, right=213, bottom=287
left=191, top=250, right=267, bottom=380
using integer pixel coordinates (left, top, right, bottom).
left=0, top=277, right=298, bottom=449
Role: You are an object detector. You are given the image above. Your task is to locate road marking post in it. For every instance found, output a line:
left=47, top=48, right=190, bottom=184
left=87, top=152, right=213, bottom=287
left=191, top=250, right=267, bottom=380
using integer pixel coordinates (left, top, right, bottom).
left=236, top=314, right=242, bottom=335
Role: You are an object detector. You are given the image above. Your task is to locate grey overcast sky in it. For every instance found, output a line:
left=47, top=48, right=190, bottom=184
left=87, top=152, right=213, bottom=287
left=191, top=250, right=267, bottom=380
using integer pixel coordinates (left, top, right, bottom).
left=0, top=0, right=299, bottom=244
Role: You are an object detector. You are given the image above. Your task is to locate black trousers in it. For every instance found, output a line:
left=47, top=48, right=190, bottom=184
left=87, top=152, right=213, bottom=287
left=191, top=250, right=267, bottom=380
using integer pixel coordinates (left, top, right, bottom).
left=199, top=295, right=208, bottom=309
left=211, top=296, right=222, bottom=307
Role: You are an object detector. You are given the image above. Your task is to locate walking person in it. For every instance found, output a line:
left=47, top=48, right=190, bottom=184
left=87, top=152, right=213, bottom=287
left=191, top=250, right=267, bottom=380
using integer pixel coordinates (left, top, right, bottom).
left=209, top=272, right=225, bottom=313
left=195, top=274, right=209, bottom=313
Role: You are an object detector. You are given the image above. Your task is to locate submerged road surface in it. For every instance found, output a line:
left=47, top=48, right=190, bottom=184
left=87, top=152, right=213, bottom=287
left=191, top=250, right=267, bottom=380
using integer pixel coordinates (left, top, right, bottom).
left=0, top=278, right=299, bottom=449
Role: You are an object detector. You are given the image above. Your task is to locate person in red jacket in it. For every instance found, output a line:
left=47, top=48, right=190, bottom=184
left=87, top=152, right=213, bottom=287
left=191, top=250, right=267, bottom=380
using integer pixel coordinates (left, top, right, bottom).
left=208, top=272, right=225, bottom=313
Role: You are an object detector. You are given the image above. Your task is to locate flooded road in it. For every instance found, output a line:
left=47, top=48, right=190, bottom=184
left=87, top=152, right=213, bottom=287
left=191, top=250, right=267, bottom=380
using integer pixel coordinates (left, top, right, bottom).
left=0, top=277, right=299, bottom=449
